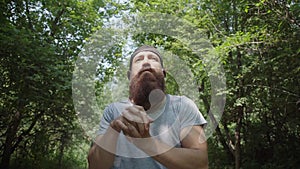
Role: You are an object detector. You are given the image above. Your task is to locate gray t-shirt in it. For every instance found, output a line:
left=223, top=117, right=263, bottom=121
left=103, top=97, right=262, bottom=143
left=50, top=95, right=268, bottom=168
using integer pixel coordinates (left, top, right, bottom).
left=97, top=94, right=207, bottom=169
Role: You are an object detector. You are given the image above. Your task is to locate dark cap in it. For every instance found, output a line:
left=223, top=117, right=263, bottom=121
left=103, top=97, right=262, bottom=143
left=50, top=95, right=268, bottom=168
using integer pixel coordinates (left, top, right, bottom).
left=129, top=45, right=163, bottom=70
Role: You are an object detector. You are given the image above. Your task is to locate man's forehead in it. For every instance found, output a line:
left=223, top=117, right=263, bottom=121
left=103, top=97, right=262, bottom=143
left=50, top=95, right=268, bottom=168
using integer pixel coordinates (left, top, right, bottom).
left=129, top=45, right=164, bottom=70
left=133, top=51, right=160, bottom=58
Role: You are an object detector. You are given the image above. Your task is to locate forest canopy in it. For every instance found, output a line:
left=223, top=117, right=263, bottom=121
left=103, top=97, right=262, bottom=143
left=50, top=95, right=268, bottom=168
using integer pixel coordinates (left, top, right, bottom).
left=0, top=0, right=299, bottom=169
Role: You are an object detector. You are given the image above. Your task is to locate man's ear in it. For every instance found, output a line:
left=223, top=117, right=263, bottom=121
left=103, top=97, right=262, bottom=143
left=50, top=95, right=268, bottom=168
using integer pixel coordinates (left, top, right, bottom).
left=127, top=70, right=131, bottom=80
left=162, top=69, right=166, bottom=77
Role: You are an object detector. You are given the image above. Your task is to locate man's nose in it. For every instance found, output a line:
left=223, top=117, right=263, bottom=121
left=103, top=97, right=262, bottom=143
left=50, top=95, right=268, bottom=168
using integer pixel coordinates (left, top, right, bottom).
left=142, top=63, right=151, bottom=69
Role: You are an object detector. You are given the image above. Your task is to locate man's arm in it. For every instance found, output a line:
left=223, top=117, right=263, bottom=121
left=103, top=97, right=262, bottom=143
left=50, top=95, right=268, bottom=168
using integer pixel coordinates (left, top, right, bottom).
left=121, top=104, right=208, bottom=169
left=127, top=125, right=208, bottom=169
left=88, top=127, right=118, bottom=169
left=154, top=125, right=208, bottom=169
left=88, top=116, right=131, bottom=169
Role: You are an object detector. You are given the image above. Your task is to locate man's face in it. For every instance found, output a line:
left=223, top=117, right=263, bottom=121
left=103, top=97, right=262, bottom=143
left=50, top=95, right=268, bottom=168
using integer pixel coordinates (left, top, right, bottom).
left=130, top=51, right=163, bottom=80
left=129, top=51, right=165, bottom=110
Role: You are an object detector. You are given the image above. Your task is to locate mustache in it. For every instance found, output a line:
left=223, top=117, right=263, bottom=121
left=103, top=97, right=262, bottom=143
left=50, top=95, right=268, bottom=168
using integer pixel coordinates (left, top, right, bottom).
left=136, top=67, right=156, bottom=77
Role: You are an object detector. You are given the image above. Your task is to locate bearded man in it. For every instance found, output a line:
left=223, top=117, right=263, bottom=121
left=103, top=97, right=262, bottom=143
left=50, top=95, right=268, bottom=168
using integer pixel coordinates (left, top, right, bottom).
left=88, top=45, right=208, bottom=169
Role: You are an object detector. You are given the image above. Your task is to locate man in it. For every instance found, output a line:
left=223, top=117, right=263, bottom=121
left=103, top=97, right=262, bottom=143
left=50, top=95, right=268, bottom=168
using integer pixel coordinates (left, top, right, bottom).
left=88, top=45, right=208, bottom=169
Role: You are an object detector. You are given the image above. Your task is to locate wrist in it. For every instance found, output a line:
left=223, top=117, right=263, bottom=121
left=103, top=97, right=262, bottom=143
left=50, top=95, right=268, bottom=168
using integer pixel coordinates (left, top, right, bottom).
left=110, top=121, right=121, bottom=133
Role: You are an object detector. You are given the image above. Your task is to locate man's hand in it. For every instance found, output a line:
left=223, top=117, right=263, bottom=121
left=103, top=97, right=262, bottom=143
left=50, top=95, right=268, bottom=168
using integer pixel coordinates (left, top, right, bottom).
left=109, top=105, right=153, bottom=138
left=109, top=115, right=129, bottom=133
left=119, top=105, right=153, bottom=138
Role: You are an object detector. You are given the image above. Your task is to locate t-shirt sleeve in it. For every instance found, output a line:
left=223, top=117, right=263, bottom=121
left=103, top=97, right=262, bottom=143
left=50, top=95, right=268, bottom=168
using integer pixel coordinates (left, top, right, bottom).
left=97, top=105, right=115, bottom=135
left=179, top=96, right=207, bottom=130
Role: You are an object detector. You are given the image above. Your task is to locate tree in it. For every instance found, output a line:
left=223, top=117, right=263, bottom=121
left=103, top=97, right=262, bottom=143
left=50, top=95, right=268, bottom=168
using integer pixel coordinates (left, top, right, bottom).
left=1, top=0, right=299, bottom=168
left=108, top=0, right=300, bottom=168
left=0, top=0, right=104, bottom=168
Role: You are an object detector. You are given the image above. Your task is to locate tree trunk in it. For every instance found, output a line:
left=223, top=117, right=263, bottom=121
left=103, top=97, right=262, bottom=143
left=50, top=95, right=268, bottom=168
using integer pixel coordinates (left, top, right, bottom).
left=199, top=80, right=235, bottom=162
left=57, top=134, right=66, bottom=169
left=0, top=111, right=21, bottom=169
left=235, top=48, right=244, bottom=169
left=235, top=106, right=243, bottom=169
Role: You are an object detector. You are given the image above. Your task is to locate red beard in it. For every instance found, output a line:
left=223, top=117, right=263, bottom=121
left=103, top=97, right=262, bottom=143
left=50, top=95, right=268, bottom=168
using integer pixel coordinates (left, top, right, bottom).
left=129, top=68, right=165, bottom=110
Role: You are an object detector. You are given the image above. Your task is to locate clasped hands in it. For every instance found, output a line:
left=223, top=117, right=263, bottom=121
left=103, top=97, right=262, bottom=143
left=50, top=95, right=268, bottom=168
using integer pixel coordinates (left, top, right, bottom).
left=110, top=105, right=153, bottom=138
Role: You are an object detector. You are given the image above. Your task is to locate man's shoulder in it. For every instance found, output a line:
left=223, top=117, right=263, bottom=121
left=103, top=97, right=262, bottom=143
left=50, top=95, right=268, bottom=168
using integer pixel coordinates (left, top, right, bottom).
left=167, top=94, right=191, bottom=103
left=167, top=94, right=181, bottom=100
left=167, top=94, right=199, bottom=110
left=107, top=99, right=129, bottom=106
left=103, top=99, right=130, bottom=112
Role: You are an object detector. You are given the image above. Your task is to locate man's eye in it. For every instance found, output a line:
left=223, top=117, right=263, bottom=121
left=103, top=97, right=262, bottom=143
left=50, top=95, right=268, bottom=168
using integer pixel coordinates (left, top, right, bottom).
left=135, top=58, right=142, bottom=62
left=151, top=57, right=158, bottom=61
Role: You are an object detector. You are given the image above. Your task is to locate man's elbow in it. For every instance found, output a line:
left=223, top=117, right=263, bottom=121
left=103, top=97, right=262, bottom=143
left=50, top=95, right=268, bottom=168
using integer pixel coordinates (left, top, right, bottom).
left=87, top=145, right=107, bottom=169
left=87, top=145, right=98, bottom=169
left=185, top=156, right=208, bottom=169
left=87, top=144, right=114, bottom=169
left=193, top=151, right=208, bottom=169
left=201, top=161, right=209, bottom=169
left=199, top=157, right=208, bottom=169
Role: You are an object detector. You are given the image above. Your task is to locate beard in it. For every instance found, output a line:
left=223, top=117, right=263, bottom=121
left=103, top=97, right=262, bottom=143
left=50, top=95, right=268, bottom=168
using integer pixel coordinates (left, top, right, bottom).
left=129, top=68, right=165, bottom=111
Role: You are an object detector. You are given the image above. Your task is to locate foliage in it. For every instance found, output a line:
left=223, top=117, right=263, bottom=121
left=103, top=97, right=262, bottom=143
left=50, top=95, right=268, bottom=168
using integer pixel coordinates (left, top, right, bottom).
left=0, top=0, right=104, bottom=168
left=1, top=0, right=299, bottom=169
left=125, top=0, right=300, bottom=168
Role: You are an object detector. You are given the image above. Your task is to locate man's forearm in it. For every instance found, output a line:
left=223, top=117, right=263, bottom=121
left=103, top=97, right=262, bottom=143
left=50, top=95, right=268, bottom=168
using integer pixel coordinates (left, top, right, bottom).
left=152, top=146, right=208, bottom=169
left=133, top=138, right=208, bottom=169
left=88, top=127, right=120, bottom=169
